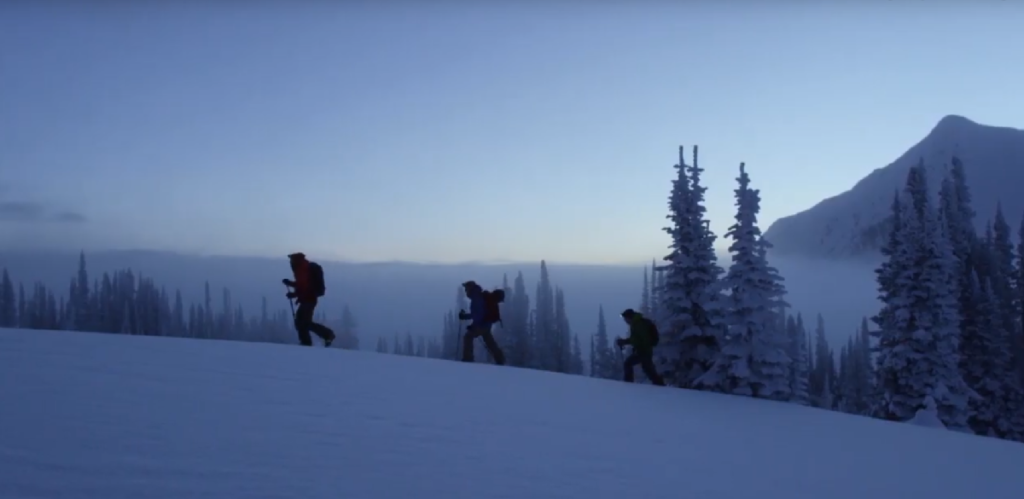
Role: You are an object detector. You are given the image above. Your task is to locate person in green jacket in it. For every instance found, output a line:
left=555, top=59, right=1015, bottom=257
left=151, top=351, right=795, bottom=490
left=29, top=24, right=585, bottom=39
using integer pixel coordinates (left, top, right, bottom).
left=615, top=308, right=666, bottom=386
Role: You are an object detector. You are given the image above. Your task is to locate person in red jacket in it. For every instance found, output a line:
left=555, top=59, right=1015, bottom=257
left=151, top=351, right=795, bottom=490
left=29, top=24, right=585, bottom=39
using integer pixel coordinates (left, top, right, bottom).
left=282, top=252, right=336, bottom=347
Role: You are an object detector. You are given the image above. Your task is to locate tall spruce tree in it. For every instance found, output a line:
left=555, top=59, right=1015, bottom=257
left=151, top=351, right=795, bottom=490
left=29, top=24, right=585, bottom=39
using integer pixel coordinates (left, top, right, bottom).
left=640, top=267, right=651, bottom=316
left=872, top=161, right=971, bottom=429
left=697, top=163, right=789, bottom=399
left=849, top=317, right=875, bottom=415
left=570, top=334, right=584, bottom=375
left=809, top=314, right=833, bottom=408
left=0, top=270, right=14, bottom=327
left=657, top=145, right=725, bottom=388
left=534, top=261, right=556, bottom=371
left=1015, top=212, right=1024, bottom=393
left=504, top=272, right=531, bottom=368
left=554, top=287, right=573, bottom=373
left=786, top=313, right=810, bottom=404
left=592, top=305, right=617, bottom=379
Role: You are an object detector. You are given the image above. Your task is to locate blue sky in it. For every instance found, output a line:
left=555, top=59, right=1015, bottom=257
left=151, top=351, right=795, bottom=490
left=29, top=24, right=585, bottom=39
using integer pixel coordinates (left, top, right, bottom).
left=2, top=2, right=1022, bottom=264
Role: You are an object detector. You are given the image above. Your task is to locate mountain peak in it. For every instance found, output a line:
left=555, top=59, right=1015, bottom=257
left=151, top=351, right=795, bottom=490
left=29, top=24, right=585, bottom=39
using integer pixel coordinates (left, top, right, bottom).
left=764, top=115, right=1024, bottom=260
left=931, top=114, right=979, bottom=135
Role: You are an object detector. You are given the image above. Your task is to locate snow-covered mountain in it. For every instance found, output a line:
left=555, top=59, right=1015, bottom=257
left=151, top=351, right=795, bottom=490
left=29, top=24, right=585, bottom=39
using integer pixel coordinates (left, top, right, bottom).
left=764, top=115, right=1024, bottom=260
left=3, top=327, right=1024, bottom=498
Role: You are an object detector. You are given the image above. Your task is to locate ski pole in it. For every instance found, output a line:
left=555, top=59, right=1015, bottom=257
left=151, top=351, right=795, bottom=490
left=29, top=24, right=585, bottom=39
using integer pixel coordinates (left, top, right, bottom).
left=284, top=283, right=296, bottom=319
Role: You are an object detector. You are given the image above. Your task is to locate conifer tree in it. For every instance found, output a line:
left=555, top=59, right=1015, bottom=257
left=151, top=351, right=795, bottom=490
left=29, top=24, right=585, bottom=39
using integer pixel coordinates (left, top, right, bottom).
left=811, top=315, right=835, bottom=409
left=872, top=161, right=971, bottom=429
left=786, top=313, right=810, bottom=404
left=504, top=272, right=531, bottom=367
left=698, top=163, right=789, bottom=399
left=649, top=259, right=661, bottom=321
left=640, top=268, right=650, bottom=316
left=963, top=272, right=1020, bottom=436
left=657, top=145, right=725, bottom=388
left=404, top=332, right=415, bottom=357
left=534, top=261, right=556, bottom=371
left=1014, top=212, right=1024, bottom=391
left=849, top=317, right=875, bottom=415
left=570, top=334, right=584, bottom=375
left=554, top=287, right=573, bottom=373
left=73, top=252, right=90, bottom=331
left=0, top=269, right=14, bottom=327
left=809, top=314, right=833, bottom=409
left=592, top=305, right=617, bottom=379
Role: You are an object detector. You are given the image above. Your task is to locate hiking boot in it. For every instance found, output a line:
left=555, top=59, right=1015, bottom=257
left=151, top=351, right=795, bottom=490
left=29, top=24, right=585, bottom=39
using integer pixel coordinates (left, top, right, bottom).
left=324, top=333, right=336, bottom=348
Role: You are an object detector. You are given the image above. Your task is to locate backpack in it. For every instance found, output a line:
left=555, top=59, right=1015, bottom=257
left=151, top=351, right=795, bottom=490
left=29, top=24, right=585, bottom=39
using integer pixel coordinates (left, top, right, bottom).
left=482, top=289, right=505, bottom=324
left=645, top=317, right=659, bottom=346
left=309, top=262, right=326, bottom=297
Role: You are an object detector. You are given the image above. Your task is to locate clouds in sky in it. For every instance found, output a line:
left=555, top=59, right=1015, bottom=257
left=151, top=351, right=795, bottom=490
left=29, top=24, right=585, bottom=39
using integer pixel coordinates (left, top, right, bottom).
left=0, top=185, right=87, bottom=224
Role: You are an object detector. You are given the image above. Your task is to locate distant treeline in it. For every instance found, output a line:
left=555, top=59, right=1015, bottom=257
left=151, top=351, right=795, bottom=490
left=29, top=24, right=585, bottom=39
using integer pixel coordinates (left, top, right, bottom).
left=0, top=253, right=359, bottom=349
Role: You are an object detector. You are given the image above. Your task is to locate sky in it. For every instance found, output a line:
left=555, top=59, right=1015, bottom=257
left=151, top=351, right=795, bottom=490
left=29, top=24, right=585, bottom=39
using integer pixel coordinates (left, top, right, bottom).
left=2, top=1, right=1023, bottom=264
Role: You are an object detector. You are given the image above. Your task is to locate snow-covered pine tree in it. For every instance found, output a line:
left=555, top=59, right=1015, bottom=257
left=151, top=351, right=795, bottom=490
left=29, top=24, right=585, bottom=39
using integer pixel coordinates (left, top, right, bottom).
left=570, top=334, right=584, bottom=375
left=503, top=272, right=531, bottom=368
left=697, top=162, right=788, bottom=399
left=649, top=259, right=661, bottom=321
left=554, top=287, right=574, bottom=373
left=939, top=161, right=976, bottom=271
left=589, top=335, right=595, bottom=376
left=0, top=270, right=15, bottom=328
left=808, top=314, right=833, bottom=409
left=928, top=179, right=973, bottom=430
left=640, top=267, right=651, bottom=316
left=838, top=322, right=872, bottom=416
left=786, top=315, right=799, bottom=393
left=989, top=207, right=1024, bottom=440
left=838, top=340, right=853, bottom=413
left=1016, top=213, right=1024, bottom=389
left=972, top=210, right=1024, bottom=441
left=939, top=167, right=982, bottom=419
left=592, top=305, right=617, bottom=379
left=1012, top=213, right=1024, bottom=432
left=534, top=261, right=556, bottom=372
left=527, top=308, right=538, bottom=369
left=991, top=205, right=1018, bottom=351
left=657, top=145, right=725, bottom=388
left=962, top=271, right=1019, bottom=437
left=73, top=252, right=90, bottom=331
left=754, top=239, right=791, bottom=401
left=871, top=191, right=903, bottom=348
left=441, top=309, right=458, bottom=360
left=847, top=317, right=875, bottom=415
left=958, top=239, right=994, bottom=435
left=786, top=314, right=810, bottom=404
left=872, top=161, right=971, bottom=429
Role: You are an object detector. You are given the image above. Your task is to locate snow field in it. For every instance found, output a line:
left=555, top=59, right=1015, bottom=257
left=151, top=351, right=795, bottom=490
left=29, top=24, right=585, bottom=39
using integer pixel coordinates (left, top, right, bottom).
left=1, top=328, right=1023, bottom=499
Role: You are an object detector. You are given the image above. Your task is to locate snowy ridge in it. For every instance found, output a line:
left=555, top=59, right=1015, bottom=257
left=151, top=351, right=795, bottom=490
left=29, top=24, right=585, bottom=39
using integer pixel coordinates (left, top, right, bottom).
left=3, top=328, right=1024, bottom=499
left=764, top=115, right=1024, bottom=260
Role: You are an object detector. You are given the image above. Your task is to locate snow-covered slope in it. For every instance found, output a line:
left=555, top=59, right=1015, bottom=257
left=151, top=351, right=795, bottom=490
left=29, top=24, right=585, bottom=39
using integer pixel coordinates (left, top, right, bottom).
left=2, top=328, right=1023, bottom=499
left=764, top=115, right=1024, bottom=260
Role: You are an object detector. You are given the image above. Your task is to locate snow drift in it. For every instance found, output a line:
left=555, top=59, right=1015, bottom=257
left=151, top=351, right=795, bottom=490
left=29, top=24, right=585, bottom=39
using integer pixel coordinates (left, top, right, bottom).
left=2, top=328, right=1023, bottom=499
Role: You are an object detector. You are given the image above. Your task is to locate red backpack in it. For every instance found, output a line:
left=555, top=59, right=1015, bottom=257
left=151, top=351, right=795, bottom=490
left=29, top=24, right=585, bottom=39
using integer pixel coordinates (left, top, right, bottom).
left=482, top=289, right=505, bottom=324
